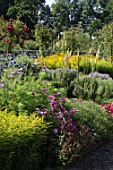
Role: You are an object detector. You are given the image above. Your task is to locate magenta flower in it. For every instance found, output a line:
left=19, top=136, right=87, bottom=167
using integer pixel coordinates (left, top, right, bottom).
left=70, top=109, right=75, bottom=115
left=40, top=88, right=48, bottom=94
left=59, top=98, right=66, bottom=102
left=100, top=103, right=113, bottom=116
left=53, top=92, right=61, bottom=96
left=47, top=95, right=55, bottom=100
left=108, top=107, right=113, bottom=114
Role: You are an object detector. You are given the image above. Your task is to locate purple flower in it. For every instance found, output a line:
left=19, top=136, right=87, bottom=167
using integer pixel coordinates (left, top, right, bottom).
left=66, top=115, right=72, bottom=121
left=53, top=92, right=61, bottom=96
left=59, top=98, right=66, bottom=102
left=43, top=65, right=47, bottom=69
left=0, top=83, right=4, bottom=88
left=40, top=88, right=48, bottom=94
left=70, top=109, right=75, bottom=115
left=44, top=80, right=48, bottom=84
left=53, top=128, right=58, bottom=134
left=61, top=118, right=67, bottom=126
left=47, top=95, right=55, bottom=100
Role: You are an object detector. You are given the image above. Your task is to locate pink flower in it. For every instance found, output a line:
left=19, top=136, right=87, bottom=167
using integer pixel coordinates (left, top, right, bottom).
left=17, top=71, right=23, bottom=75
left=34, top=61, right=40, bottom=65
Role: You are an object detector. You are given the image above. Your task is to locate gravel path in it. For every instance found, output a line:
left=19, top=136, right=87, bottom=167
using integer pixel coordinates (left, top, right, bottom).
left=66, top=139, right=113, bottom=170
left=45, top=138, right=113, bottom=170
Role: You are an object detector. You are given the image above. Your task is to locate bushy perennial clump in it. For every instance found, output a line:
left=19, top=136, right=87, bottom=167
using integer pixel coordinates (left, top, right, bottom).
left=0, top=109, right=51, bottom=170
left=71, top=75, right=113, bottom=103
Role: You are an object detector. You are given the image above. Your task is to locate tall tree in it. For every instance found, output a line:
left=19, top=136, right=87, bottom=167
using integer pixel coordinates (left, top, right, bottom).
left=77, top=0, right=110, bottom=35
left=6, top=0, right=46, bottom=28
left=51, top=0, right=81, bottom=34
left=105, top=0, right=113, bottom=22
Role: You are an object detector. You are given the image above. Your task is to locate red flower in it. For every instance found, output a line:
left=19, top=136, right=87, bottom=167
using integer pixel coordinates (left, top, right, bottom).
left=5, top=37, right=9, bottom=44
left=0, top=35, right=2, bottom=40
left=101, top=103, right=113, bottom=116
left=6, top=25, right=14, bottom=34
left=8, top=49, right=12, bottom=54
left=24, top=26, right=29, bottom=32
left=108, top=107, right=113, bottom=114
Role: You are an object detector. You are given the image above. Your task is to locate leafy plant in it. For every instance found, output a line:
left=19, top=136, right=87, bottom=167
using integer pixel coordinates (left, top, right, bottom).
left=0, top=109, right=51, bottom=170
left=0, top=66, right=66, bottom=114
left=72, top=75, right=113, bottom=102
left=64, top=99, right=113, bottom=143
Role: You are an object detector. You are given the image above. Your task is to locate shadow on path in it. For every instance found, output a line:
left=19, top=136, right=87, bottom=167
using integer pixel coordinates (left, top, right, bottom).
left=66, top=139, right=113, bottom=170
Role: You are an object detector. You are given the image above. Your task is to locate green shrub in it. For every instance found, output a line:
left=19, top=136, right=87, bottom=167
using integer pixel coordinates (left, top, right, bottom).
left=79, top=57, right=113, bottom=78
left=72, top=76, right=113, bottom=103
left=0, top=109, right=51, bottom=170
left=40, top=68, right=78, bottom=89
left=23, top=40, right=39, bottom=50
left=64, top=99, right=113, bottom=143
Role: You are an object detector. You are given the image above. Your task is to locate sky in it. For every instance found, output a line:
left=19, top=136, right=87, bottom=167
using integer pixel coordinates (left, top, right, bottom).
left=45, top=0, right=55, bottom=6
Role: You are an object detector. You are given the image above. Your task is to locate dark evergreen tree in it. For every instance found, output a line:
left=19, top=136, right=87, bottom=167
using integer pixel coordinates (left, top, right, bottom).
left=0, top=0, right=14, bottom=19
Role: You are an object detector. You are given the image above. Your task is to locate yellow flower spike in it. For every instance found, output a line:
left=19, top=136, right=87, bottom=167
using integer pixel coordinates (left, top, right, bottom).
left=41, top=116, right=44, bottom=123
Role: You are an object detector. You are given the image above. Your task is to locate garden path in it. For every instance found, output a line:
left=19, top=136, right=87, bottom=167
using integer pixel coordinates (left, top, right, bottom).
left=45, top=138, right=113, bottom=170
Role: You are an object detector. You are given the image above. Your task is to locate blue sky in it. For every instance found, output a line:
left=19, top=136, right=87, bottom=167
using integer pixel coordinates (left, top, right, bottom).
left=46, top=0, right=55, bottom=6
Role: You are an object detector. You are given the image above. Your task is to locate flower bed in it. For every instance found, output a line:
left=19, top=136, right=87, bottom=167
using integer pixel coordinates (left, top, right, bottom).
left=0, top=52, right=113, bottom=169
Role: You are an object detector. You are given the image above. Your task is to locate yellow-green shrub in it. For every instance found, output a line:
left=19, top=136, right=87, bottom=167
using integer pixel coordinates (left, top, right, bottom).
left=36, top=53, right=113, bottom=77
left=0, top=109, right=51, bottom=170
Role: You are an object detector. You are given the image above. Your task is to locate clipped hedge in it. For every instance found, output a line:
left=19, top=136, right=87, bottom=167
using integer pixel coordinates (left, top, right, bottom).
left=0, top=110, right=51, bottom=170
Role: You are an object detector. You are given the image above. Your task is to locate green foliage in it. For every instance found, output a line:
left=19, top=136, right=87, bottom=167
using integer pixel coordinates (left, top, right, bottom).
left=23, top=40, right=39, bottom=50
left=39, top=68, right=78, bottom=89
left=94, top=23, right=113, bottom=57
left=0, top=68, right=66, bottom=114
left=0, top=109, right=51, bottom=170
left=6, top=0, right=46, bottom=28
left=72, top=76, right=113, bottom=102
left=79, top=57, right=113, bottom=78
left=65, top=99, right=113, bottom=142
left=34, top=23, right=55, bottom=53
left=54, top=28, right=91, bottom=52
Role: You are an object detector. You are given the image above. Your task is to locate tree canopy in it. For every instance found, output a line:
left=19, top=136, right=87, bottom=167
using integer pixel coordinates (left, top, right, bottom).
left=0, top=0, right=113, bottom=35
